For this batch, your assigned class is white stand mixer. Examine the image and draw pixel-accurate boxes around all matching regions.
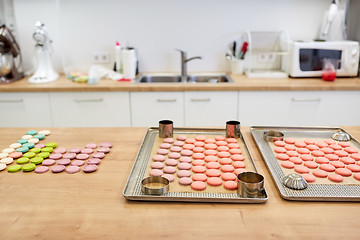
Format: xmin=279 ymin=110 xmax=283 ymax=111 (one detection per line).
xmin=29 ymin=21 xmax=58 ymax=83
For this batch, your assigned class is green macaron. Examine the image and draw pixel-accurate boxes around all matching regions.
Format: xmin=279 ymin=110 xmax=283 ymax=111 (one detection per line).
xmin=30 ymin=148 xmax=41 ymax=153
xmin=30 ymin=157 xmax=44 ymax=165
xmin=23 ymin=152 xmax=36 ymax=158
xmin=8 ymin=164 xmax=22 ymax=173
xmin=41 ymin=147 xmax=53 ymax=153
xmin=45 ymin=142 xmax=57 ymax=148
xmin=22 ymin=163 xmax=36 ymax=172
xmin=37 ymin=152 xmax=50 ymax=159
xmin=16 ymin=157 xmax=30 ymax=164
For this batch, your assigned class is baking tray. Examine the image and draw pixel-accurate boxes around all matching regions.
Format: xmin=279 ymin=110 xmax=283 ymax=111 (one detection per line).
xmin=123 ymin=127 xmax=268 ymax=203
xmin=251 ymin=126 xmax=360 ymax=201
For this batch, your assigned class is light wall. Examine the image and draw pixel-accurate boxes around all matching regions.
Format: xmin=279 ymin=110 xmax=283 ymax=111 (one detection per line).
xmin=13 ymin=0 xmax=331 ymax=73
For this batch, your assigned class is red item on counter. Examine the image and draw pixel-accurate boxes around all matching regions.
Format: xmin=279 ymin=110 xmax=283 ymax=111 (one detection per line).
xmin=322 ymin=71 xmax=336 ymax=81
xmin=117 ymin=78 xmax=132 ymax=82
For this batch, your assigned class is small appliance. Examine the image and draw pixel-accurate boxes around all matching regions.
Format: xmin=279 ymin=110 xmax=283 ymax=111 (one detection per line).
xmin=282 ymin=40 xmax=359 ymax=77
xmin=29 ymin=21 xmax=58 ymax=83
xmin=0 ymin=24 xmax=23 ymax=83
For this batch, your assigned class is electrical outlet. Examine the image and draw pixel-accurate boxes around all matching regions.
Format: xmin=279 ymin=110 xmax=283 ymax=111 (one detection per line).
xmin=268 ymin=53 xmax=276 ymax=62
xmin=92 ymin=52 xmax=110 ymax=63
xmin=257 ymin=53 xmax=276 ymax=63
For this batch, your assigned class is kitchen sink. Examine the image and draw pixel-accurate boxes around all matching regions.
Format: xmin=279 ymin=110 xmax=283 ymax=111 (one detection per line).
xmin=135 ymin=73 xmax=234 ymax=83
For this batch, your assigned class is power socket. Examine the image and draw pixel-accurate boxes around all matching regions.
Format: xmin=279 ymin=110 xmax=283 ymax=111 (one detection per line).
xmin=257 ymin=53 xmax=276 ymax=63
xmin=92 ymin=52 xmax=110 ymax=63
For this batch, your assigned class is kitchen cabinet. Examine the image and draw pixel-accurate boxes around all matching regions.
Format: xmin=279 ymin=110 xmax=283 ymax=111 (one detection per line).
xmin=184 ymin=91 xmax=238 ymax=127
xmin=238 ymin=91 xmax=360 ymax=126
xmin=130 ymin=91 xmax=184 ymax=127
xmin=49 ymin=92 xmax=131 ymax=127
xmin=0 ymin=92 xmax=52 ymax=127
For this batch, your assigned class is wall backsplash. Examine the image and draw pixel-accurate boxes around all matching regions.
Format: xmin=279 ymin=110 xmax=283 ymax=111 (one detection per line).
xmin=13 ymin=0 xmax=330 ymax=74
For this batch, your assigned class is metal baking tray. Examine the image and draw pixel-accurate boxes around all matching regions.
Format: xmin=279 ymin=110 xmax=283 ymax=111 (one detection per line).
xmin=251 ymin=126 xmax=360 ymax=201
xmin=123 ymin=127 xmax=268 ymax=203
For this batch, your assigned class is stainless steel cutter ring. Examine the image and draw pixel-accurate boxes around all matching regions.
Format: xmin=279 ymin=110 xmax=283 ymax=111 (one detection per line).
xmin=263 ymin=130 xmax=284 ymax=142
xmin=141 ymin=176 xmax=169 ymax=195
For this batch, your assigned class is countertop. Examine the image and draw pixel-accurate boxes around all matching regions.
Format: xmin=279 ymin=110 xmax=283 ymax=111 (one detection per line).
xmin=0 ymin=127 xmax=360 ymax=240
xmin=1 ymin=74 xmax=360 ymax=92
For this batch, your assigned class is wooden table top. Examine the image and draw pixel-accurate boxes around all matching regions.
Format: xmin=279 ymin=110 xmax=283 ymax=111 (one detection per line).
xmin=0 ymin=127 xmax=360 ymax=240
xmin=1 ymin=74 xmax=360 ymax=92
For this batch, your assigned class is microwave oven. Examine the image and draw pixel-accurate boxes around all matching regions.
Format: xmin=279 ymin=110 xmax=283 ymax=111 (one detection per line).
xmin=282 ymin=41 xmax=359 ymax=77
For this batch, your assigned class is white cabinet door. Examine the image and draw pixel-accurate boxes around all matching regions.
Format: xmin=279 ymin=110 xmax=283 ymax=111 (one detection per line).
xmin=185 ymin=91 xmax=238 ymax=127
xmin=0 ymin=92 xmax=52 ymax=127
xmin=50 ymin=92 xmax=131 ymax=127
xmin=131 ymin=92 xmax=184 ymax=127
xmin=238 ymin=91 xmax=360 ymax=126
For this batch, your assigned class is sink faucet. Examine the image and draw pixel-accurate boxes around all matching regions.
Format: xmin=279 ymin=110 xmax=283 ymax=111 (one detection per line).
xmin=176 ymin=49 xmax=202 ymax=82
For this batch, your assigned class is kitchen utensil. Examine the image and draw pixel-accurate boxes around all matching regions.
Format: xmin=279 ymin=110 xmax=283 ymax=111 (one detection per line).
xmin=263 ymin=130 xmax=284 ymax=142
xmin=28 ymin=21 xmax=58 ymax=84
xmin=238 ymin=41 xmax=248 ymax=59
xmin=237 ymin=172 xmax=265 ymax=198
xmin=0 ymin=24 xmax=23 ymax=84
xmin=332 ymin=131 xmax=351 ymax=141
xmin=282 ymin=173 xmax=308 ymax=190
xmin=159 ymin=120 xmax=173 ymax=138
xmin=141 ymin=176 xmax=169 ymax=195
xmin=226 ymin=120 xmax=241 ymax=138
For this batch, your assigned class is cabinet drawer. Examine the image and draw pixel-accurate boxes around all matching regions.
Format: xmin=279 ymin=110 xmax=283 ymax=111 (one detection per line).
xmin=50 ymin=92 xmax=131 ymax=127
xmin=185 ymin=91 xmax=238 ymax=127
xmin=0 ymin=92 xmax=52 ymax=127
xmin=130 ymin=92 xmax=184 ymax=127
xmin=238 ymin=91 xmax=360 ymax=126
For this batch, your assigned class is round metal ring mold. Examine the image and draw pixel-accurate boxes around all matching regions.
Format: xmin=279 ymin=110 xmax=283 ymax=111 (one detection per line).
xmin=141 ymin=176 xmax=170 ymax=195
xmin=263 ymin=130 xmax=284 ymax=142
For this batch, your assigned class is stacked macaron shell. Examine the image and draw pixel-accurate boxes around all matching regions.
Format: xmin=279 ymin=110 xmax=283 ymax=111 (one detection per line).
xmin=149 ymin=134 xmax=252 ymax=192
xmin=0 ymin=130 xmax=112 ymax=174
xmin=273 ymin=138 xmax=360 ymax=183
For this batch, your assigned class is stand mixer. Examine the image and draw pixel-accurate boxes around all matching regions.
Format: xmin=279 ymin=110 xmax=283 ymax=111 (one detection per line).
xmin=28 ymin=21 xmax=58 ymax=83
xmin=0 ymin=25 xmax=24 ymax=84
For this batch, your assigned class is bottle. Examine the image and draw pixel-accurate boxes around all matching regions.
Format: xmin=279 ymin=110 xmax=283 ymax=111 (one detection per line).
xmin=114 ymin=41 xmax=122 ymax=73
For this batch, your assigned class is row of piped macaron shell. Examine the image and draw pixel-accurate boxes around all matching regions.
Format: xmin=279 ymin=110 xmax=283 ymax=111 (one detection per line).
xmin=33 ymin=142 xmax=112 ymax=174
xmin=5 ymin=142 xmax=112 ymax=174
xmin=274 ymin=138 xmax=360 ymax=183
xmin=5 ymin=141 xmax=112 ymax=174
xmin=0 ymin=129 xmax=51 ymax=171
xmin=0 ymin=130 xmax=112 ymax=174
xmin=150 ymin=135 xmax=250 ymax=191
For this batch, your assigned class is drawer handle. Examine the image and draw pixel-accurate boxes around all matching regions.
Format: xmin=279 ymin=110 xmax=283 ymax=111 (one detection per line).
xmin=291 ymin=97 xmax=321 ymax=102
xmin=0 ymin=99 xmax=23 ymax=103
xmin=190 ymin=98 xmax=211 ymax=102
xmin=157 ymin=99 xmax=177 ymax=102
xmin=74 ymin=98 xmax=104 ymax=102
